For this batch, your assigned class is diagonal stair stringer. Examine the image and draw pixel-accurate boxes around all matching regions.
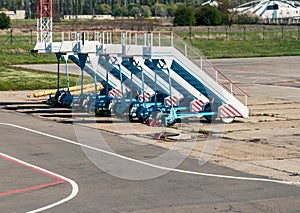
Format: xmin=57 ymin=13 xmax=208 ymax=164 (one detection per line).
xmin=151 ymin=46 xmax=249 ymax=118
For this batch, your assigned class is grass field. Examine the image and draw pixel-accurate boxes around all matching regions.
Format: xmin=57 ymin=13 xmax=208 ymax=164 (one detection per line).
xmin=0 ymin=66 xmax=92 ymax=91
xmin=175 ymin=25 xmax=300 ymax=58
xmin=190 ymin=40 xmax=300 ymax=58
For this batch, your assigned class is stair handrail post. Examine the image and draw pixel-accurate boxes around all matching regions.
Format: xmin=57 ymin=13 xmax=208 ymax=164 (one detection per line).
xmin=135 ymin=32 xmax=138 ymax=45
xmin=168 ymin=66 xmax=173 ymax=109
xmin=110 ymin=31 xmax=112 ymax=44
xmin=106 ymin=31 xmax=109 ymax=45
xmin=64 ymin=55 xmax=70 ymax=89
xmin=130 ymin=70 xmax=133 ymax=101
xmin=150 ymin=32 xmax=153 ymax=49
xmin=128 ymin=32 xmax=131 ymax=45
xmin=55 ymin=53 xmax=61 ymax=90
xmin=122 ymin=31 xmax=126 ymax=57
xmin=171 ymin=32 xmax=174 ymax=46
xmin=200 ymin=57 xmax=203 ymax=70
xmin=106 ymin=57 xmax=109 ymax=97
xmin=143 ymin=32 xmax=147 ymax=46
xmin=76 ymin=32 xmax=80 ymax=41
xmin=118 ymin=62 xmax=124 ymax=96
xmin=78 ymin=53 xmax=88 ymax=96
xmin=144 ymin=31 xmax=152 ymax=58
xmin=154 ymin=71 xmax=157 ymax=107
xmin=184 ymin=44 xmax=187 ymax=58
xmin=158 ymin=32 xmax=161 ymax=47
xmin=102 ymin=32 xmax=106 ymax=54
xmin=81 ymin=32 xmax=85 ymax=46
xmin=76 ymin=32 xmax=80 ymax=53
xmin=141 ymin=67 xmax=145 ymax=102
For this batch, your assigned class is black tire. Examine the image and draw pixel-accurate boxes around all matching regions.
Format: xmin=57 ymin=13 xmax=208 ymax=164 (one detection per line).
xmin=204 ymin=103 xmax=217 ymax=122
xmin=128 ymin=104 xmax=135 ymax=121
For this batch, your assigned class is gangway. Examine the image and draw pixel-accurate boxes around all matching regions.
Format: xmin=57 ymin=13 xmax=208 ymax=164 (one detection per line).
xmin=34 ymin=27 xmax=249 ymax=124
xmin=157 ymin=45 xmax=249 ymax=121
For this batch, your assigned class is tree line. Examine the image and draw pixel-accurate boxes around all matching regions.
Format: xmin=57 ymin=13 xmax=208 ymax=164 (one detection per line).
xmin=0 ymin=0 xmax=256 ymax=19
xmin=2 ymin=0 xmax=298 ymax=28
xmin=174 ymin=4 xmax=260 ymax=26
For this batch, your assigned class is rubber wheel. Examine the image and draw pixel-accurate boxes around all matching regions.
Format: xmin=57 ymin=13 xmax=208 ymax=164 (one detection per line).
xmin=128 ymin=104 xmax=135 ymax=121
xmin=204 ymin=104 xmax=217 ymax=123
xmin=136 ymin=106 xmax=147 ymax=123
xmin=221 ymin=116 xmax=235 ymax=124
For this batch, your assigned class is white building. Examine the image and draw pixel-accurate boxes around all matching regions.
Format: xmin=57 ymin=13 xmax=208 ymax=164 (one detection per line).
xmin=63 ymin=14 xmax=114 ymax=20
xmin=202 ymin=0 xmax=220 ymax=7
xmin=1 ymin=10 xmax=25 ymax=20
xmin=234 ymin=0 xmax=300 ymax=20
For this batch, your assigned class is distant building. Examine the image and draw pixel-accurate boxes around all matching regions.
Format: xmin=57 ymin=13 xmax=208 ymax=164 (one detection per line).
xmin=63 ymin=15 xmax=114 ymax=20
xmin=1 ymin=10 xmax=25 ymax=20
xmin=202 ymin=0 xmax=220 ymax=7
xmin=233 ymin=0 xmax=300 ymax=23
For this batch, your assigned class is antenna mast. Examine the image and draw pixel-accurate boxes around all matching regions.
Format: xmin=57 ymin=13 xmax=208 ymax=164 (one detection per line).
xmin=36 ymin=0 xmax=53 ymax=43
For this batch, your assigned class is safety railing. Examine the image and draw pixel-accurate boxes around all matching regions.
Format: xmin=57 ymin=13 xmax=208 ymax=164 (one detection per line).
xmin=171 ymin=33 xmax=250 ymax=106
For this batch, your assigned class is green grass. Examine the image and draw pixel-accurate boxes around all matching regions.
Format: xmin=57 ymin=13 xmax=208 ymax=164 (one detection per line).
xmin=0 ymin=34 xmax=89 ymax=91
xmin=0 ymin=52 xmax=56 ymax=65
xmin=0 ymin=40 xmax=56 ymax=65
xmin=190 ymin=40 xmax=300 ymax=58
xmin=175 ymin=27 xmax=300 ymax=58
xmin=0 ymin=66 xmax=93 ymax=91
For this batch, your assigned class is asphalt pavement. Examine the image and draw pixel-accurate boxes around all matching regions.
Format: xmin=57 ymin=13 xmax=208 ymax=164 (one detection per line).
xmin=210 ymin=56 xmax=300 ymax=101
xmin=1 ymin=109 xmax=300 ymax=212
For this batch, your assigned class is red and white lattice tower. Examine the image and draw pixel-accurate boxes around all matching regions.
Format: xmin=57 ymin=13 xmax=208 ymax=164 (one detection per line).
xmin=36 ymin=0 xmax=52 ymax=43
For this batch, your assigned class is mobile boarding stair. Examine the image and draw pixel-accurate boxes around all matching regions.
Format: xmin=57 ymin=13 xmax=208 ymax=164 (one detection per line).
xmin=34 ymin=30 xmax=249 ymax=125
xmin=90 ymin=53 xmax=185 ymax=118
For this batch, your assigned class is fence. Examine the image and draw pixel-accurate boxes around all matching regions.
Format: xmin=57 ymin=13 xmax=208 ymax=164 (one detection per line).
xmin=174 ymin=25 xmax=300 ymax=41
xmin=0 ymin=28 xmax=35 ymax=46
xmin=1 ymin=24 xmax=300 ymax=47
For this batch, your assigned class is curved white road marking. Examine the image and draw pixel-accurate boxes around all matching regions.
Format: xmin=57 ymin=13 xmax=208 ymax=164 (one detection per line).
xmin=0 ymin=152 xmax=78 ymax=213
xmin=1 ymin=123 xmax=299 ymax=187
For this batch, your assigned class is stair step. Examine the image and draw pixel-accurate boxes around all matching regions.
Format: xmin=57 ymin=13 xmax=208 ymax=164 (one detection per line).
xmin=171 ymin=60 xmax=208 ymax=97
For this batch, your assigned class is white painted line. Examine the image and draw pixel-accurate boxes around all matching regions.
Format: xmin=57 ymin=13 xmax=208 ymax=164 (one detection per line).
xmin=1 ymin=123 xmax=299 ymax=187
xmin=0 ymin=152 xmax=78 ymax=213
